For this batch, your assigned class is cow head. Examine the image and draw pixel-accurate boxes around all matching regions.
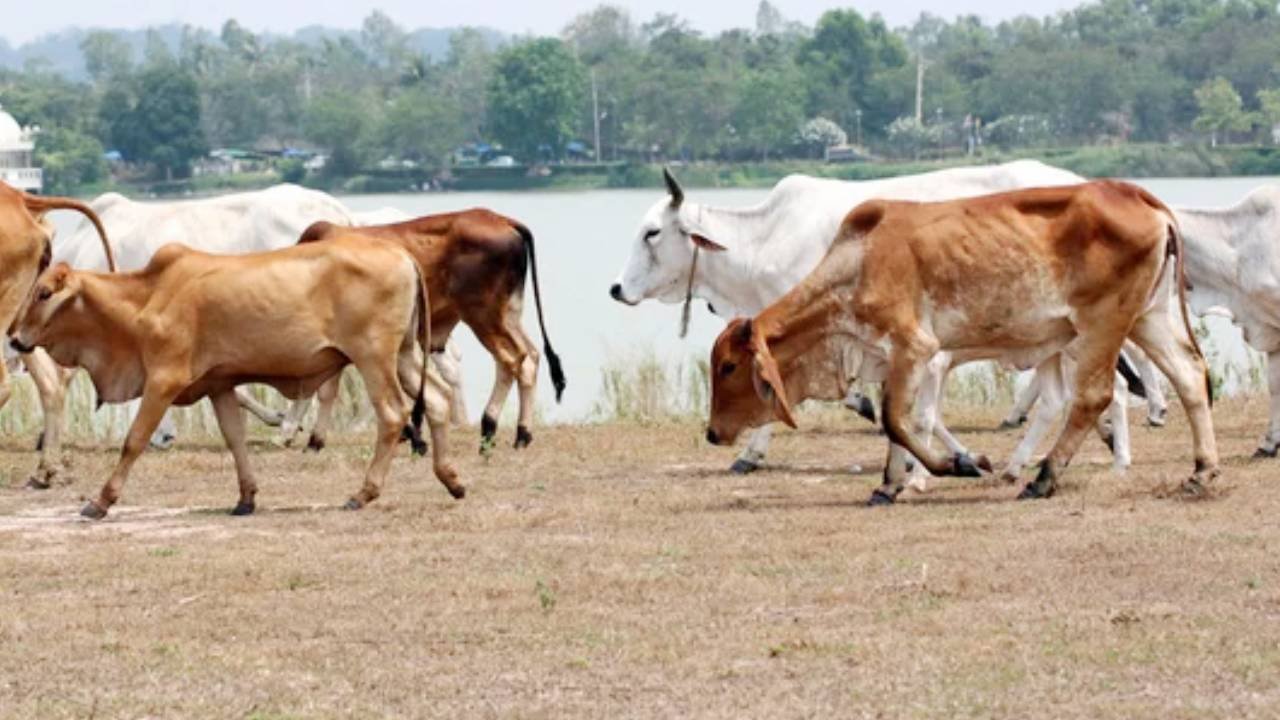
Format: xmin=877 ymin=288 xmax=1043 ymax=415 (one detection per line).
xmin=610 ymin=167 xmax=727 ymax=306
xmin=10 ymin=263 xmax=81 ymax=356
xmin=705 ymin=317 xmax=796 ymax=445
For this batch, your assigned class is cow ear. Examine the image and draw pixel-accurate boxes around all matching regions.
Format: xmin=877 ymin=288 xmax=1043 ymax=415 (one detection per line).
xmin=690 ymin=233 xmax=727 ymax=252
xmin=750 ymin=330 xmax=796 ymax=429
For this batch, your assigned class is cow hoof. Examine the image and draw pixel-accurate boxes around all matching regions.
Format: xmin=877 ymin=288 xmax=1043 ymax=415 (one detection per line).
xmin=997 ymin=416 xmax=1026 ymax=431
xmin=33 ymin=430 xmax=44 ymax=452
xmin=1147 ymin=410 xmax=1167 ymax=428
xmin=1017 ymin=481 xmax=1056 ymax=500
xmin=80 ymin=501 xmax=107 ymax=520
xmin=480 ymin=414 xmax=497 ymax=442
xmin=150 ymin=433 xmax=176 ymax=451
xmin=999 ymin=470 xmax=1021 ymax=485
xmin=729 ymin=458 xmax=760 ymax=475
xmin=448 ymin=484 xmax=466 ymax=500
xmin=514 ymin=426 xmax=533 ymax=449
xmin=952 ymin=453 xmax=984 ymax=478
xmin=1253 ymin=447 xmax=1277 ymax=459
xmin=343 ymin=498 xmax=364 ymax=511
xmin=1102 ymin=433 xmax=1116 ymax=453
xmin=230 ymin=501 xmax=255 ymax=516
xmin=305 ymin=434 xmax=325 ymax=452
xmin=867 ymin=489 xmax=896 ymax=506
xmin=854 ymin=397 xmax=876 ymax=424
xmin=24 ymin=476 xmax=52 ymax=490
xmin=411 ymin=440 xmax=429 ymax=457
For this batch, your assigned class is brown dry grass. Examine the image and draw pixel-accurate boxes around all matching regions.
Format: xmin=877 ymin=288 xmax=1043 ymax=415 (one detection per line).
xmin=2 ymin=398 xmax=1279 ymax=719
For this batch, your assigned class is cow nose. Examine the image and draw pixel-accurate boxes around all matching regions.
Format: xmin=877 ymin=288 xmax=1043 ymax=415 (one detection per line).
xmin=705 ymin=428 xmax=719 ymax=445
xmin=609 ymin=283 xmax=624 ymax=302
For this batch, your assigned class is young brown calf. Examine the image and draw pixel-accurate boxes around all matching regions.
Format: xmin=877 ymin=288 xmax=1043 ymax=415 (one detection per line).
xmin=10 ymin=236 xmax=460 ymax=518
xmin=707 ymin=181 xmax=1218 ymax=502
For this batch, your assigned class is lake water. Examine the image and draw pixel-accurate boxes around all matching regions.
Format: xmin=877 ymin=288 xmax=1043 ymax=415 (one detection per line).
xmin=44 ymin=175 xmax=1280 ymax=428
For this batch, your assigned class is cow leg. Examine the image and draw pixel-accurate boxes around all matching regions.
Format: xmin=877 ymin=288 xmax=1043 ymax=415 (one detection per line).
xmin=1020 ymin=335 xmax=1126 ymax=500
xmin=211 ymin=390 xmax=257 ymax=515
xmin=345 ymin=362 xmax=406 ymax=509
xmin=305 ymin=375 xmax=340 ymax=452
xmin=277 ymin=397 xmax=311 ymax=447
xmin=1104 ymin=382 xmax=1131 ymax=472
xmin=842 ymin=386 xmax=877 ymax=424
xmin=1256 ymin=351 xmax=1280 ymax=457
xmin=510 ymin=325 xmax=541 ymax=448
xmin=474 ymin=317 xmax=530 ymax=450
xmin=1002 ymin=356 xmax=1067 ymax=483
xmin=434 ymin=344 xmax=468 ymax=426
xmin=1000 ymin=370 xmax=1041 ymax=430
xmin=1135 ymin=350 xmax=1168 ymax=427
xmin=234 ymin=387 xmax=286 ymax=428
xmin=1126 ymin=312 xmax=1219 ymax=491
xmin=732 ymin=425 xmax=772 ymax=473
xmin=23 ymin=349 xmax=67 ymax=489
xmin=907 ymin=355 xmax=983 ymax=493
xmin=397 ymin=349 xmax=463 ymax=499
xmin=83 ymin=381 xmax=180 ymax=519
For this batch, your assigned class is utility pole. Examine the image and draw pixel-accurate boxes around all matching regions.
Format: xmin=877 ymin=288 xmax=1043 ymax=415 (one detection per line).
xmin=591 ymin=68 xmax=602 ymax=164
xmin=915 ymin=53 xmax=925 ymax=125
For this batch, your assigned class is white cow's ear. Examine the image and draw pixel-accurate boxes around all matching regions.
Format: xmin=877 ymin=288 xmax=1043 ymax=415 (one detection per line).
xmin=691 ymin=233 xmax=727 ymax=252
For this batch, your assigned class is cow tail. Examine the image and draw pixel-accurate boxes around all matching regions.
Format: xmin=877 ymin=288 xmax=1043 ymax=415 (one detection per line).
xmin=1115 ymin=351 xmax=1147 ymax=400
xmin=516 ymin=222 xmax=566 ymax=402
xmin=413 ymin=261 xmax=431 ymax=433
xmin=23 ymin=193 xmax=117 ymax=272
xmin=1169 ymin=218 xmax=1212 ymax=406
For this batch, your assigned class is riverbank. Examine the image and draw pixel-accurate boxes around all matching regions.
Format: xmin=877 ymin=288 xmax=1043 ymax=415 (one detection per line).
xmin=67 ymin=144 xmax=1280 ymax=199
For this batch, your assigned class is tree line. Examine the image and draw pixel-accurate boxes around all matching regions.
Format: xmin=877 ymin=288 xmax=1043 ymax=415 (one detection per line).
xmin=3 ymin=0 xmax=1280 ymax=193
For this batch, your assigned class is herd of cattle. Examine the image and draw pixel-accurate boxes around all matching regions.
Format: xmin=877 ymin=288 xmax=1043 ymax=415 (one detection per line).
xmin=1 ymin=158 xmax=1278 ymax=518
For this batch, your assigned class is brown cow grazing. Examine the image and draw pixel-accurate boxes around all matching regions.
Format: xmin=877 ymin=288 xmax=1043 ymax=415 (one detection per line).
xmin=0 ymin=182 xmax=115 ymax=433
xmin=297 ymin=208 xmax=564 ymax=451
xmin=706 ymin=181 xmax=1219 ymax=503
xmin=10 ymin=235 xmax=462 ymax=519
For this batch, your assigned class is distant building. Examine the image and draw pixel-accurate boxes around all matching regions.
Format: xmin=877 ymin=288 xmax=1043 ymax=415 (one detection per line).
xmin=0 ymin=103 xmax=41 ymax=193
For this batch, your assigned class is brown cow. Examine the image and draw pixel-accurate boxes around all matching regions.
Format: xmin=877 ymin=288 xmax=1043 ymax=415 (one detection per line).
xmin=0 ymin=182 xmax=115 ymax=423
xmin=297 ymin=208 xmax=564 ymax=451
xmin=706 ymin=181 xmax=1218 ymax=503
xmin=10 ymin=235 xmax=461 ymax=519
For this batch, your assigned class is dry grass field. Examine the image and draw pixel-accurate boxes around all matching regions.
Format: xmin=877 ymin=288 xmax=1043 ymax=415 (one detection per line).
xmin=2 ymin=397 xmax=1279 ymax=719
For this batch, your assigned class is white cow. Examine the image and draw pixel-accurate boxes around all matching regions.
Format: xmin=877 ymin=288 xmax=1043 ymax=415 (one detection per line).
xmin=17 ymin=188 xmax=464 ymax=487
xmin=1172 ymin=186 xmax=1280 ymax=456
xmin=611 ymin=162 xmax=1143 ymax=483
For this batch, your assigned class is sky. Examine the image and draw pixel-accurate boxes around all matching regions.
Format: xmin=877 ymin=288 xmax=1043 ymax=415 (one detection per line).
xmin=3 ymin=0 xmax=1091 ymax=45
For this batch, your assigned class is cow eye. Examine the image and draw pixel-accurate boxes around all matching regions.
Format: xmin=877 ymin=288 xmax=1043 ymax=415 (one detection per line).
xmin=719 ymin=362 xmax=737 ymax=377
xmin=36 ymin=287 xmax=52 ymax=302
xmin=642 ymin=228 xmax=660 ymax=242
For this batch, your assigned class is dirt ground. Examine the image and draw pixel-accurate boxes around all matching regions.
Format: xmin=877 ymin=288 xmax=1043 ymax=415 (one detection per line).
xmin=1 ymin=397 xmax=1279 ymax=719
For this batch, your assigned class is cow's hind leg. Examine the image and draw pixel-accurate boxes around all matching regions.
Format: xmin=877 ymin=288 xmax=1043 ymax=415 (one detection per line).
xmin=346 ymin=361 xmax=409 ymax=509
xmin=732 ymin=425 xmax=772 ymax=474
xmin=234 ymin=387 xmax=286 ymax=428
xmin=305 ymin=375 xmax=340 ymax=452
xmin=83 ymin=380 xmax=181 ymax=519
xmin=473 ymin=313 xmax=530 ymax=451
xmin=1253 ymin=350 xmax=1280 ymax=457
xmin=398 ymin=349 xmax=463 ymax=499
xmin=1000 ymin=370 xmax=1041 ymax=430
xmin=511 ymin=325 xmax=541 ymax=448
xmin=1127 ymin=311 xmax=1219 ymax=492
xmin=211 ymin=390 xmax=258 ymax=515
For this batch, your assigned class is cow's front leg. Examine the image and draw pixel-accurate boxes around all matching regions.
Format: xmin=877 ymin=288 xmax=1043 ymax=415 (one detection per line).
xmin=907 ymin=356 xmax=986 ymax=493
xmin=23 ymin=349 xmax=67 ymax=489
xmin=1135 ymin=351 xmax=1168 ymax=427
xmin=879 ymin=336 xmax=979 ymax=484
xmin=1002 ymin=356 xmax=1067 ymax=483
xmin=1000 ymin=370 xmax=1041 ymax=430
xmin=305 ymin=375 xmax=340 ymax=452
xmin=1254 ymin=350 xmax=1280 ymax=457
xmin=842 ymin=386 xmax=877 ymax=424
xmin=1100 ymin=382 xmax=1131 ymax=473
xmin=277 ymin=397 xmax=311 ymax=447
xmin=731 ymin=425 xmax=772 ymax=474
xmin=211 ymin=390 xmax=258 ymax=515
xmin=83 ymin=380 xmax=180 ymax=519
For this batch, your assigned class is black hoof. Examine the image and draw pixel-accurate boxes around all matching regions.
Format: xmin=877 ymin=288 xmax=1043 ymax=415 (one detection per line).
xmin=343 ymin=498 xmax=363 ymax=511
xmin=448 ymin=485 xmax=466 ymax=500
xmin=230 ymin=501 xmax=255 ymax=516
xmin=24 ymin=476 xmax=51 ymax=491
xmin=305 ymin=434 xmax=325 ymax=452
xmin=411 ymin=440 xmax=428 ymax=457
xmin=514 ymin=426 xmax=533 ymax=449
xmin=952 ymin=453 xmax=983 ymax=478
xmin=867 ymin=489 xmax=896 ymax=506
xmin=1102 ymin=434 xmax=1116 ymax=453
xmin=855 ymin=397 xmax=876 ymax=424
xmin=1253 ymin=447 xmax=1277 ymax=459
xmin=998 ymin=416 xmax=1027 ymax=431
xmin=1017 ymin=481 xmax=1056 ymax=500
xmin=80 ymin=501 xmax=107 ymax=520
xmin=34 ymin=430 xmax=44 ymax=452
xmin=480 ymin=414 xmax=497 ymax=441
xmin=729 ymin=458 xmax=760 ymax=475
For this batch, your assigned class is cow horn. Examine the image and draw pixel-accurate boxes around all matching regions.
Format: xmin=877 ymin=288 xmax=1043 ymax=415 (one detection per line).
xmin=663 ymin=167 xmax=684 ymax=208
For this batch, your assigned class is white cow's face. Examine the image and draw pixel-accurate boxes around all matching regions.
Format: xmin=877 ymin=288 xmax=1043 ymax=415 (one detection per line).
xmin=610 ymin=196 xmax=692 ymax=306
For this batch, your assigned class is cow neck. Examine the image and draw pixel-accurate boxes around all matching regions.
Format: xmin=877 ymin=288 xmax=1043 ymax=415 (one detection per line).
xmin=754 ymin=282 xmax=842 ymax=378
xmin=79 ymin=272 xmax=150 ymax=339
xmin=682 ymin=199 xmax=785 ymax=315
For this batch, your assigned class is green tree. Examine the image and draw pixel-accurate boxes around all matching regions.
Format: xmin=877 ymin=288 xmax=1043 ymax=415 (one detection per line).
xmin=303 ymin=91 xmax=371 ymax=176
xmin=374 ymin=87 xmax=466 ymax=170
xmin=1258 ymin=88 xmax=1280 ymax=144
xmin=487 ymin=39 xmax=587 ymax=162
xmin=131 ymin=63 xmax=207 ymax=178
xmin=35 ymin=128 xmax=107 ymax=194
xmin=1194 ymin=77 xmax=1253 ymax=146
xmin=732 ymin=66 xmax=805 ymax=160
xmin=80 ymin=31 xmax=134 ymax=83
xmin=798 ymin=9 xmax=909 ymax=140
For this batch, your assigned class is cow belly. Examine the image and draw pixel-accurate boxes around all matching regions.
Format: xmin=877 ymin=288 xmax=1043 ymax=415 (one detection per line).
xmin=174 ymin=348 xmax=349 ymax=405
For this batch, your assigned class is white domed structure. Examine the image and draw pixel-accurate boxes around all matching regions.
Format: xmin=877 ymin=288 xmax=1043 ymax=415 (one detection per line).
xmin=0 ymin=103 xmax=41 ymax=193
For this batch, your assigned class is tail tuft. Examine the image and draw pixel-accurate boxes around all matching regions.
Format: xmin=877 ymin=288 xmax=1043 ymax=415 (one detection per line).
xmin=546 ymin=343 xmax=566 ymax=402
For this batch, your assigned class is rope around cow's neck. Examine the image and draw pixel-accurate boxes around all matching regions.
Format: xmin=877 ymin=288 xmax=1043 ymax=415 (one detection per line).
xmin=679 ymin=245 xmax=700 ymax=338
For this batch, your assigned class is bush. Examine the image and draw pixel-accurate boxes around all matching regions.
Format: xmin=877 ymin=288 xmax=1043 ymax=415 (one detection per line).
xmin=278 ymin=158 xmax=306 ymax=183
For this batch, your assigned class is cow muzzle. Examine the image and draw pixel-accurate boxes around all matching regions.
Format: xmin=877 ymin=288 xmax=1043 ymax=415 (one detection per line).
xmin=609 ymin=283 xmax=637 ymax=306
xmin=9 ymin=337 xmax=33 ymax=354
